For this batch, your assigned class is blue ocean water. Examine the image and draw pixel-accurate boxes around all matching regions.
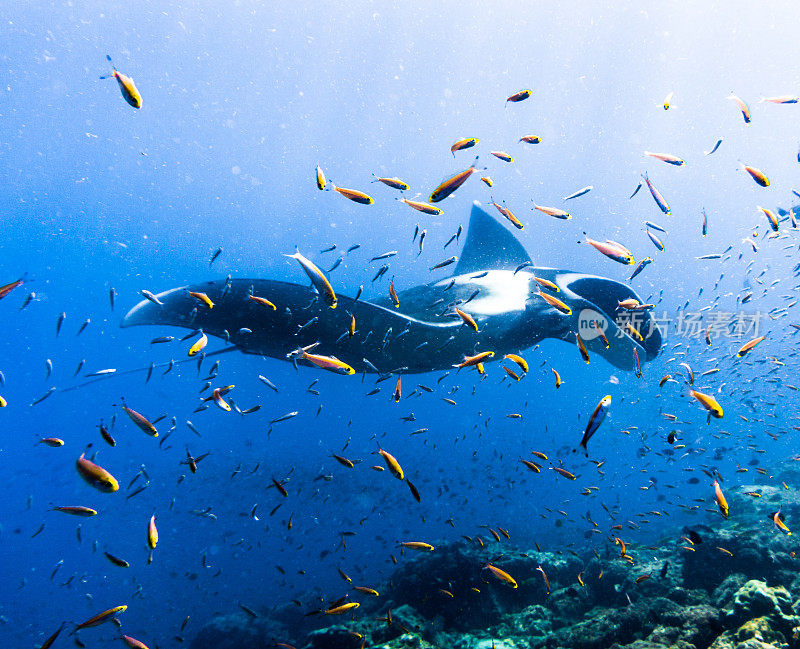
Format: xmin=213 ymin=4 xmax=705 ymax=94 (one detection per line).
xmin=3 ymin=1 xmax=800 ymax=646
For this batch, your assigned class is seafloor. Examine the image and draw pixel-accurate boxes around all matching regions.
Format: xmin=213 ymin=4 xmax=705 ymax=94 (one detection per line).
xmin=189 ymin=464 xmax=800 ymax=649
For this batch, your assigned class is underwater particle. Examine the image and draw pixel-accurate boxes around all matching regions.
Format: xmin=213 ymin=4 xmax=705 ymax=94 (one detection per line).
xmin=101 ymin=55 xmax=141 ymax=108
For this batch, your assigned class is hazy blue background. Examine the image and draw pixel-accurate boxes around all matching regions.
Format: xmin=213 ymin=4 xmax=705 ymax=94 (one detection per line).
xmin=2 ymin=1 xmax=800 ymax=646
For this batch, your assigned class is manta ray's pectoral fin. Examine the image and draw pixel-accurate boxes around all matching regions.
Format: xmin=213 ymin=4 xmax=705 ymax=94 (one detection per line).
xmin=121 ymin=278 xmax=469 ymax=373
xmin=532 ymin=269 xmax=663 ymax=371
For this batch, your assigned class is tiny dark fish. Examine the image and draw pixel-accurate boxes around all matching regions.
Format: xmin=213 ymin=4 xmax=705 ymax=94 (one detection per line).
xmin=270 ymin=411 xmax=299 ymax=424
xmin=629 ymin=182 xmax=642 ymax=199
xmin=56 ymin=312 xmax=65 ymax=336
xmin=151 ymin=336 xmax=175 ymax=344
xmin=326 ymin=256 xmax=343 ymax=273
xmin=19 ymin=292 xmax=35 ymax=310
xmin=372 ymin=265 xmax=389 ymax=282
xmin=258 ymin=375 xmax=278 ymax=392
xmin=430 ymin=256 xmax=458 ymax=271
xmin=30 ymin=387 xmax=56 ymax=406
xmin=371 ymin=250 xmax=397 ymax=262
xmin=209 ymin=247 xmax=223 ymax=267
xmin=514 ymin=261 xmax=533 ymax=274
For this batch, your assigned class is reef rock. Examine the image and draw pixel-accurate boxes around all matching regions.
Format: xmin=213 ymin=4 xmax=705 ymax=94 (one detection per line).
xmin=724 ymin=580 xmax=795 ymax=631
xmin=188 ymin=611 xmax=289 ymax=649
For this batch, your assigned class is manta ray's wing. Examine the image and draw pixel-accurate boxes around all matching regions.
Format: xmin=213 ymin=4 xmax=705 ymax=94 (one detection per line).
xmin=533 ymin=268 xmax=663 ymax=370
xmin=122 ymin=279 xmax=473 ymax=374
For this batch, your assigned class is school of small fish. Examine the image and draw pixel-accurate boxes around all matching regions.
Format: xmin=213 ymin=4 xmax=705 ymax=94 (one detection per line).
xmin=10 ymin=68 xmax=800 ymax=649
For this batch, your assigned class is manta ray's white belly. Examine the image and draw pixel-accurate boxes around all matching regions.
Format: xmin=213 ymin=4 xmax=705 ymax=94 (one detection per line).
xmin=436 ymin=270 xmax=531 ymax=317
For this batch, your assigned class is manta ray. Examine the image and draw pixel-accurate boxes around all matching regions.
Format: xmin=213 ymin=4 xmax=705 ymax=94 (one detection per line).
xmin=122 ymin=201 xmax=662 ymax=373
